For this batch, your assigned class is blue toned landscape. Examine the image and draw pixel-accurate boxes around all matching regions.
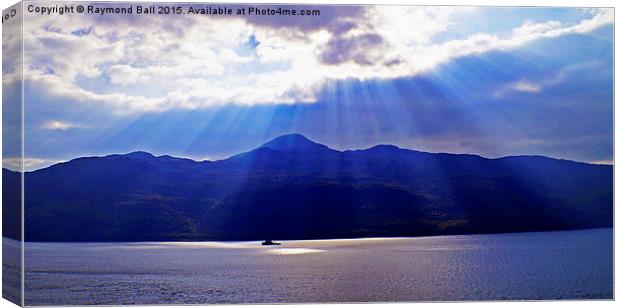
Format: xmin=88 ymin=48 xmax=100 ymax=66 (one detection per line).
xmin=21 ymin=228 xmax=612 ymax=305
xmin=2 ymin=3 xmax=613 ymax=304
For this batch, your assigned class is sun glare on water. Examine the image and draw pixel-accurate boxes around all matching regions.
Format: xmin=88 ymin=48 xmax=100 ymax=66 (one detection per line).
xmin=266 ymin=248 xmax=324 ymax=255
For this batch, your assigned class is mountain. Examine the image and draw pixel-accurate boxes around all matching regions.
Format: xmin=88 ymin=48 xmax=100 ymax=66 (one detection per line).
xmin=259 ymin=133 xmax=331 ymax=152
xmin=3 ymin=134 xmax=612 ymax=242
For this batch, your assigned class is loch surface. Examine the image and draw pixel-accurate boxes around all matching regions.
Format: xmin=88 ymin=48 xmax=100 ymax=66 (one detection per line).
xmin=21 ymin=228 xmax=613 ymax=305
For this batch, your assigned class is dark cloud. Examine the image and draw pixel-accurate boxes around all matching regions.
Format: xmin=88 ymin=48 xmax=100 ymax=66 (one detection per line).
xmin=384 ymin=58 xmax=403 ymax=67
xmin=241 ymin=5 xmax=367 ymax=34
xmin=239 ymin=5 xmax=390 ymax=67
xmin=320 ymin=33 xmax=387 ymax=66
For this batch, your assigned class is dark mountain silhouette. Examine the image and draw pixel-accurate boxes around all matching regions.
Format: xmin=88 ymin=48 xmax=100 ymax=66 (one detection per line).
xmin=259 ymin=133 xmax=330 ymax=152
xmin=3 ymin=134 xmax=612 ymax=242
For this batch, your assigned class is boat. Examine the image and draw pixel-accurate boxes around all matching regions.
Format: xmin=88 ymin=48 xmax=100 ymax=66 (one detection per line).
xmin=261 ymin=239 xmax=281 ymax=246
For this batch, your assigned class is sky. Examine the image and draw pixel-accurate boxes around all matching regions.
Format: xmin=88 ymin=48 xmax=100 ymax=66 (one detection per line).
xmin=2 ymin=4 xmax=614 ymax=170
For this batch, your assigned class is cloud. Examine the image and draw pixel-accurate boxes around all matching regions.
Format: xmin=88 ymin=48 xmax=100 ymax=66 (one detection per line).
xmin=512 ymin=81 xmax=542 ymax=93
xmin=241 ymin=5 xmax=367 ymax=37
xmin=2 ymin=157 xmax=64 ymax=171
xmin=512 ymin=20 xmax=564 ymax=37
xmin=591 ymin=160 xmax=614 ymax=165
xmin=21 ymin=6 xmax=613 ymax=113
xmin=494 ymin=60 xmax=605 ymax=98
xmin=320 ymin=33 xmax=386 ymax=66
xmin=42 ymin=120 xmax=80 ymax=130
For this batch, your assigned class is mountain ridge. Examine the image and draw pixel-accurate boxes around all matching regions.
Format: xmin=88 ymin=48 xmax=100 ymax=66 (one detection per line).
xmin=3 ymin=133 xmax=612 ymax=242
xmin=16 ymin=134 xmax=610 ymax=173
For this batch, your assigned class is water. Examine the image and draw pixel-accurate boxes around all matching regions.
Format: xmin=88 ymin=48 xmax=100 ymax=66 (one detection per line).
xmin=15 ymin=228 xmax=613 ymax=305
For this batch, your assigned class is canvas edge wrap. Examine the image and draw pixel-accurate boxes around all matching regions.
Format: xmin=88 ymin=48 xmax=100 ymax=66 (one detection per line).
xmin=2 ymin=1 xmax=24 ymax=306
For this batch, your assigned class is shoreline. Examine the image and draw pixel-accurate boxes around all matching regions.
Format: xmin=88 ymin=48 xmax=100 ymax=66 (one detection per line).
xmin=5 ymin=226 xmax=612 ymax=245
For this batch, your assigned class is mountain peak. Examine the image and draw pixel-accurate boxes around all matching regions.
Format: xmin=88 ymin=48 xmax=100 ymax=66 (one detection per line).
xmin=123 ymin=151 xmax=156 ymax=159
xmin=259 ymin=134 xmax=330 ymax=151
xmin=367 ymin=144 xmax=402 ymax=152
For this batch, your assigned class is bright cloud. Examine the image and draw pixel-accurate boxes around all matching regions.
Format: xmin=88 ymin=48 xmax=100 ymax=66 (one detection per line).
xmin=18 ymin=5 xmax=613 ymax=113
xmin=42 ymin=120 xmax=80 ymax=130
xmin=512 ymin=81 xmax=542 ymax=93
